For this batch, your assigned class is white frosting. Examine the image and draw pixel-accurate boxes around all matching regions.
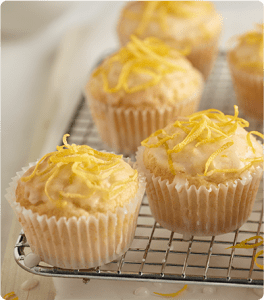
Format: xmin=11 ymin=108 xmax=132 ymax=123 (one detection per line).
xmin=21 ymin=278 xmax=39 ymax=291
xmin=144 ymin=122 xmax=263 ymax=185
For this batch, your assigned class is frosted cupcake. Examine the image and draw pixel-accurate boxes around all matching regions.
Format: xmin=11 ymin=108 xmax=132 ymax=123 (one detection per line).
xmin=117 ymin=1 xmax=222 ymax=79
xmin=136 ymin=106 xmax=263 ymax=236
xmin=6 ymin=134 xmax=146 ymax=269
xmin=228 ymin=24 xmax=263 ymax=120
xmin=86 ymin=35 xmax=204 ymax=154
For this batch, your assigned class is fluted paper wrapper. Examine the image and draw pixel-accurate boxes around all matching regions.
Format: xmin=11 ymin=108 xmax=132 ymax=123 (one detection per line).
xmin=6 ymin=162 xmax=146 ymax=269
xmin=136 ymin=146 xmax=262 ymax=236
xmin=227 ymin=54 xmax=263 ymax=120
xmin=85 ymin=89 xmax=202 ymax=155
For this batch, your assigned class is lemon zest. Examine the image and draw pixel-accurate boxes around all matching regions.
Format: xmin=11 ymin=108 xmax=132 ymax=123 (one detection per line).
xmin=226 ymin=236 xmax=264 ymax=249
xmin=3 ymin=292 xmax=16 ymax=299
xmin=246 ymin=131 xmax=264 ymax=154
xmin=142 ymin=105 xmax=263 ymax=176
xmin=21 ymin=134 xmax=137 ymax=207
xmin=204 ymin=141 xmax=234 ymax=175
xmin=226 ymin=236 xmax=264 ymax=270
xmin=254 ymin=250 xmax=264 ymax=270
xmin=153 ymin=284 xmax=188 ymax=297
xmin=133 ymin=1 xmax=213 ymax=36
xmin=93 ymin=35 xmax=188 ymax=94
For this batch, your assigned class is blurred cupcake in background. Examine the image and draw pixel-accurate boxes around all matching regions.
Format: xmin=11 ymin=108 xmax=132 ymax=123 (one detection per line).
xmin=117 ymin=1 xmax=222 ymax=79
xmin=227 ymin=24 xmax=263 ymax=121
xmin=85 ymin=35 xmax=204 ymax=155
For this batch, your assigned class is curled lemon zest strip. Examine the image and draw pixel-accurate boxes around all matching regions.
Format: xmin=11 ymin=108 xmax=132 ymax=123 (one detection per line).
xmin=153 ymin=284 xmax=188 ymax=297
xmin=226 ymin=236 xmax=264 ymax=270
xmin=93 ymin=35 xmax=188 ymax=94
xmin=142 ymin=105 xmax=263 ymax=176
xmin=21 ymin=134 xmax=137 ymax=208
xmin=246 ymin=131 xmax=264 ymax=154
xmin=226 ymin=236 xmax=264 ymax=249
xmin=3 ymin=292 xmax=16 ymax=299
xmin=204 ymin=141 xmax=234 ymax=176
xmin=254 ymin=250 xmax=264 ymax=270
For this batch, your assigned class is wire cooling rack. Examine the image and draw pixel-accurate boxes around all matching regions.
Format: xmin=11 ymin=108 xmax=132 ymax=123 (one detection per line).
xmin=14 ymin=52 xmax=263 ymax=288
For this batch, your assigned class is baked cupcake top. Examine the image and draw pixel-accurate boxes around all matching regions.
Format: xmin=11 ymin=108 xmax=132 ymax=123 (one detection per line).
xmin=16 ymin=135 xmax=139 ymax=219
xmin=87 ymin=35 xmax=203 ymax=108
xmin=228 ymin=24 xmax=263 ymax=75
xmin=142 ymin=106 xmax=263 ymax=188
xmin=117 ymin=1 xmax=222 ymax=47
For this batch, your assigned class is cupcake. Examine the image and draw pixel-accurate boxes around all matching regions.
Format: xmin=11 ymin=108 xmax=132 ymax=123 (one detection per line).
xmin=6 ymin=134 xmax=146 ymax=269
xmin=85 ymin=35 xmax=204 ymax=155
xmin=228 ymin=24 xmax=263 ymax=120
xmin=117 ymin=1 xmax=222 ymax=79
xmin=136 ymin=106 xmax=263 ymax=236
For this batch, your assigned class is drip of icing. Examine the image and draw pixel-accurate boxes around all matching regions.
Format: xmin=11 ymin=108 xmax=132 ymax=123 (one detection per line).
xmin=153 ymin=282 xmax=163 ymax=288
xmin=134 ymin=287 xmax=150 ymax=297
xmin=93 ymin=35 xmax=190 ymax=94
xmin=24 ymin=252 xmax=41 ymax=268
xmin=21 ymin=278 xmax=39 ymax=291
xmin=203 ymin=286 xmax=216 ymax=294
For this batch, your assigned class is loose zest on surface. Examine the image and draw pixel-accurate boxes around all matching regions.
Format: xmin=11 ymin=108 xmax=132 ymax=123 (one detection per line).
xmin=153 ymin=284 xmax=188 ymax=298
xmin=227 ymin=235 xmax=264 ymax=270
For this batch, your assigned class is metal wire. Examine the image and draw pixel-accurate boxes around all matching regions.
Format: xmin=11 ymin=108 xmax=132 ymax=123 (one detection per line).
xmin=14 ymin=52 xmax=263 ymax=288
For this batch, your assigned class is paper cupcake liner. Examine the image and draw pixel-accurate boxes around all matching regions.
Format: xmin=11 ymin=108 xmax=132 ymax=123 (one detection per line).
xmin=6 ymin=161 xmax=146 ymax=269
xmin=135 ymin=146 xmax=263 ymax=236
xmin=187 ymin=34 xmax=221 ymax=80
xmin=85 ymin=89 xmax=203 ymax=155
xmin=227 ymin=54 xmax=263 ymax=120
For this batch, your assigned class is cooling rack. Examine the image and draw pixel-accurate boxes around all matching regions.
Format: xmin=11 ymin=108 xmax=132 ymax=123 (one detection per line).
xmin=14 ymin=52 xmax=264 ymax=288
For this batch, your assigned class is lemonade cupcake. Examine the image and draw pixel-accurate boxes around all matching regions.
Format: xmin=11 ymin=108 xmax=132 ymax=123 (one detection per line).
xmin=117 ymin=1 xmax=222 ymax=79
xmin=86 ymin=35 xmax=204 ymax=154
xmin=6 ymin=134 xmax=146 ymax=269
xmin=136 ymin=106 xmax=263 ymax=236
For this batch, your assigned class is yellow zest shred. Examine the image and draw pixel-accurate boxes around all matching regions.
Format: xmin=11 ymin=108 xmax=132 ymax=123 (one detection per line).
xmin=153 ymin=284 xmax=188 ymax=297
xmin=203 ymin=141 xmax=234 ymax=176
xmin=3 ymin=292 xmax=18 ymax=300
xmin=21 ymin=134 xmax=137 ymax=208
xmin=130 ymin=1 xmax=213 ymax=36
xmin=246 ymin=131 xmax=264 ymax=154
xmin=93 ymin=35 xmax=189 ymax=94
xmin=227 ymin=236 xmax=264 ymax=249
xmin=226 ymin=236 xmax=264 ymax=270
xmin=254 ymin=250 xmax=264 ymax=270
xmin=141 ymin=105 xmax=263 ymax=177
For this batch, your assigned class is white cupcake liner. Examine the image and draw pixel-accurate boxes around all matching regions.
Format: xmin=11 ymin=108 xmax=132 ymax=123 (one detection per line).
xmin=135 ymin=146 xmax=263 ymax=236
xmin=6 ymin=161 xmax=146 ymax=269
xmin=227 ymin=54 xmax=263 ymax=120
xmin=85 ymin=89 xmax=203 ymax=155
